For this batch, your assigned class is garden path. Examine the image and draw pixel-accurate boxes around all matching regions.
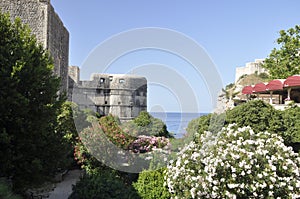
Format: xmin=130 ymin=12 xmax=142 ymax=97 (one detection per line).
xmin=48 ymin=169 xmax=82 ymax=199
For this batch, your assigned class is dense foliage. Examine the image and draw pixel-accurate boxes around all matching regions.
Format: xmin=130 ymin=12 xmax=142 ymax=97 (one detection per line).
xmin=0 ymin=12 xmax=71 ymax=191
xmin=74 ymin=114 xmax=171 ymax=173
xmin=186 ymin=113 xmax=224 ymax=137
xmin=133 ymin=168 xmax=170 ymax=199
xmin=165 ymin=124 xmax=300 ymax=198
xmin=225 ymin=100 xmax=287 ymax=139
xmin=262 ymin=25 xmax=300 ymax=79
xmin=0 ymin=180 xmax=21 ymax=199
xmin=122 ymin=111 xmax=172 ymax=138
xmin=281 ymin=105 xmax=300 ymax=143
xmin=69 ymin=170 xmax=140 ymax=199
xmin=189 ymin=100 xmax=299 ymax=147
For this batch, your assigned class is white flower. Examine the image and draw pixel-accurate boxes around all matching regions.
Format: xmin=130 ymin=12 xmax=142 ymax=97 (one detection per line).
xmin=271 ymin=165 xmax=276 ymax=171
xmin=231 ymin=167 xmax=236 ymax=172
xmin=268 ymin=191 xmax=273 ymax=196
xmin=190 ymin=187 xmax=196 ymax=198
xmin=258 ymin=173 xmax=263 ymax=178
xmin=228 ymin=183 xmax=239 ymax=189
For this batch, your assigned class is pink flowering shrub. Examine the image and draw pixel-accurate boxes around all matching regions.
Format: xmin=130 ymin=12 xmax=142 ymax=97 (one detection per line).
xmin=165 ymin=124 xmax=300 ymax=198
xmin=74 ymin=115 xmax=171 ymax=171
xmin=129 ymin=135 xmax=170 ymax=153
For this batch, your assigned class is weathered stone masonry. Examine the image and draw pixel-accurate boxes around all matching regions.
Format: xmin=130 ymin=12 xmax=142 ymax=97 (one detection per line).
xmin=0 ymin=0 xmax=69 ymax=92
xmin=69 ymin=66 xmax=147 ymax=122
xmin=0 ymin=0 xmax=147 ymax=120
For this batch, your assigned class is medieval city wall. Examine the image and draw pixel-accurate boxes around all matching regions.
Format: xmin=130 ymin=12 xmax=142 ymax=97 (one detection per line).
xmin=0 ymin=0 xmax=69 ymax=92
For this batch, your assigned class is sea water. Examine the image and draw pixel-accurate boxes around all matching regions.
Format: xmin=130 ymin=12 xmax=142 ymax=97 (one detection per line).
xmin=150 ymin=112 xmax=206 ymax=138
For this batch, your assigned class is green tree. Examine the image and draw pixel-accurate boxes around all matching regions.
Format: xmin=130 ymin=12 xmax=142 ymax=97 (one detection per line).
xmin=123 ymin=111 xmax=172 ymax=138
xmin=262 ymin=25 xmax=300 ymax=78
xmin=0 ymin=12 xmax=68 ymax=191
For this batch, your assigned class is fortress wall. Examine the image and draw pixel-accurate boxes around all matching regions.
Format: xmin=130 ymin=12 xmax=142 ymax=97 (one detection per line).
xmin=47 ymin=3 xmax=69 ymax=92
xmin=69 ymin=71 xmax=147 ymax=121
xmin=235 ymin=59 xmax=266 ymax=83
xmin=68 ymin=66 xmax=80 ymax=83
xmin=109 ymin=75 xmax=147 ymax=119
xmin=0 ymin=0 xmax=69 ymax=92
xmin=0 ymin=0 xmax=48 ymax=46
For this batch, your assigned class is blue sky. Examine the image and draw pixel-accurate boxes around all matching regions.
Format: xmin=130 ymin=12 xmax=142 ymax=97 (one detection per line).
xmin=51 ymin=0 xmax=300 ymax=113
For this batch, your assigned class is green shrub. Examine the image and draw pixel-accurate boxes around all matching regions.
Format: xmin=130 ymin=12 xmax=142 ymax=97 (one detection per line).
xmin=133 ymin=168 xmax=170 ymax=199
xmin=281 ymin=105 xmax=300 ymax=143
xmin=188 ymin=100 xmax=299 ymax=149
xmin=0 ymin=180 xmax=21 ymax=199
xmin=69 ymin=170 xmax=140 ymax=199
xmin=226 ymin=100 xmax=282 ymax=132
xmin=186 ymin=113 xmax=224 ymax=143
xmin=226 ymin=100 xmax=294 ymax=145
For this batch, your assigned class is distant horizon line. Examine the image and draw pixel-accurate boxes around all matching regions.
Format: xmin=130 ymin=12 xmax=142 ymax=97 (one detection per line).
xmin=149 ymin=111 xmax=209 ymax=114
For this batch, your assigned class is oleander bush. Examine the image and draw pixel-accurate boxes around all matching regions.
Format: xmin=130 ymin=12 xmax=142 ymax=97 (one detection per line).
xmin=133 ymin=168 xmax=170 ymax=199
xmin=74 ymin=114 xmax=172 ymax=172
xmin=165 ymin=124 xmax=300 ymax=198
xmin=128 ymin=135 xmax=170 ymax=153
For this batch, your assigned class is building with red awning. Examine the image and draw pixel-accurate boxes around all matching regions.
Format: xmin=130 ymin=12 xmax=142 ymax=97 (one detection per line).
xmin=241 ymin=75 xmax=300 ymax=107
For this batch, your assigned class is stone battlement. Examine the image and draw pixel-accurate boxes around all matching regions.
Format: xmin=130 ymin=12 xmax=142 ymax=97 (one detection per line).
xmin=69 ymin=66 xmax=147 ymax=122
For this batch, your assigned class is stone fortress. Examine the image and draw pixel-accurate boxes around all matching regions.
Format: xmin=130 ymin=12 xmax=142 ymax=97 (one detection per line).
xmin=0 ymin=0 xmax=147 ymax=121
xmin=235 ymin=59 xmax=267 ymax=83
xmin=0 ymin=0 xmax=69 ymax=92
xmin=69 ymin=66 xmax=147 ymax=122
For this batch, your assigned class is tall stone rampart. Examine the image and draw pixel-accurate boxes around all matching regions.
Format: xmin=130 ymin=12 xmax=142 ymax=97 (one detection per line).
xmin=0 ymin=0 xmax=69 ymax=92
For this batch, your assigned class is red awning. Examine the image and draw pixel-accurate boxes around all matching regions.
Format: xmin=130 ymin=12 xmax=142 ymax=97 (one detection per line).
xmin=242 ymin=86 xmax=253 ymax=94
xmin=266 ymin=79 xmax=284 ymax=91
xmin=253 ymin=83 xmax=267 ymax=93
xmin=284 ymin=75 xmax=300 ymax=87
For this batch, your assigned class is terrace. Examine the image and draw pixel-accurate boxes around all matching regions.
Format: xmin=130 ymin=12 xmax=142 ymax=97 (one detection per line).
xmin=241 ymin=75 xmax=300 ymax=110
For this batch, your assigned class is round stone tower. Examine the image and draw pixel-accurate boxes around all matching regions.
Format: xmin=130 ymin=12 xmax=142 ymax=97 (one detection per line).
xmin=108 ymin=74 xmax=147 ymax=121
